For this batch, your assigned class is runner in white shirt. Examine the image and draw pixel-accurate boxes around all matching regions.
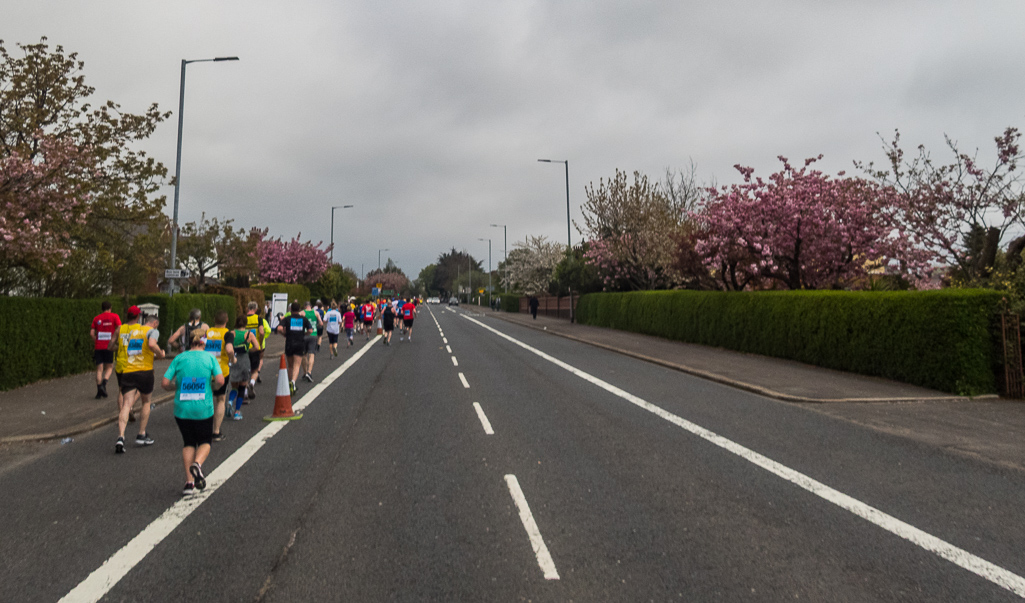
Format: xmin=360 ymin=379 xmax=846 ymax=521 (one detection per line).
xmin=323 ymin=302 xmax=343 ymax=358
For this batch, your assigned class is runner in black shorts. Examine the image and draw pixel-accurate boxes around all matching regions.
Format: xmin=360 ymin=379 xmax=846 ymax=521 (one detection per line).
xmin=275 ymin=302 xmax=313 ymax=394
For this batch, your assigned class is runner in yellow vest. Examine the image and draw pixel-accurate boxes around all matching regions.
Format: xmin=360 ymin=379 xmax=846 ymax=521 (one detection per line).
xmin=110 ymin=307 xmax=165 ymax=454
xmin=245 ymin=302 xmax=265 ymax=398
xmin=203 ymin=310 xmax=234 ymax=442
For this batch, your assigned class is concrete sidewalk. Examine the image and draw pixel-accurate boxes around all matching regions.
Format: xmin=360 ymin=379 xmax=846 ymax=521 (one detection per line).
xmin=0 ymin=337 xmax=286 ymax=443
xmin=479 ymin=307 xmax=1025 ymax=472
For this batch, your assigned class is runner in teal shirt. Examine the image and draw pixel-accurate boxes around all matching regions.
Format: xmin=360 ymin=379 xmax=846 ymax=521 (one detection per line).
xmin=161 ymin=331 xmax=224 ymax=496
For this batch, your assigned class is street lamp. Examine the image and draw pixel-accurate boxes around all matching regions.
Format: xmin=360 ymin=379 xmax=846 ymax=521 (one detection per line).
xmin=478 ymin=237 xmax=491 ymax=308
xmin=537 ymin=158 xmax=571 ymax=250
xmin=330 ymin=204 xmax=354 ymax=262
xmin=168 ymin=56 xmax=239 ymax=295
xmin=378 ymin=248 xmax=389 ymax=271
xmin=490 ymin=223 xmax=506 ymax=291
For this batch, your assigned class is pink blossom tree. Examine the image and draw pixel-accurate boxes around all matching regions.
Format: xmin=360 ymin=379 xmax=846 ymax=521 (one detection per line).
xmin=0 ymin=135 xmax=92 ymax=279
xmin=258 ymin=234 xmax=331 ymax=284
xmin=694 ymin=156 xmax=933 ymax=290
xmin=859 ymin=127 xmax=1025 ymax=283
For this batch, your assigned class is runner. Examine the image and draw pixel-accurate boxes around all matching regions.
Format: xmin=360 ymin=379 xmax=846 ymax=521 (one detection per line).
xmin=342 ymin=303 xmax=357 ymax=348
xmin=314 ymin=300 xmax=326 ymax=352
xmin=90 ymin=301 xmax=121 ymax=399
xmin=110 ymin=307 xmax=165 ymax=453
xmin=245 ymin=301 xmax=264 ymax=399
xmin=204 ymin=311 xmax=233 ymax=441
xmin=361 ymin=300 xmax=375 ymax=340
xmin=275 ymin=302 xmax=314 ymax=394
xmin=228 ymin=316 xmax=260 ymax=420
xmin=400 ymin=298 xmax=417 ymax=341
xmin=302 ymin=300 xmax=323 ymax=382
xmin=258 ymin=312 xmax=271 ymax=383
xmin=323 ymin=301 xmax=342 ymax=357
xmin=161 ymin=328 xmax=223 ymax=496
xmin=381 ymin=302 xmax=396 ymax=346
xmin=168 ymin=309 xmax=208 ymax=352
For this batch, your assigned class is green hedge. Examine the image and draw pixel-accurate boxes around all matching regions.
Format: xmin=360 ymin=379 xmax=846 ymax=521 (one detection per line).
xmin=499 ymin=295 xmax=521 ymax=312
xmin=131 ymin=293 xmax=237 ymax=349
xmin=575 ymin=289 xmax=1005 ymax=396
xmin=253 ymin=283 xmax=311 ymax=305
xmin=0 ymin=297 xmax=126 ymax=391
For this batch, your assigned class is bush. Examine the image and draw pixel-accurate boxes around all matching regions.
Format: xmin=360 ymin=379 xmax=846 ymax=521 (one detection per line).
xmin=253 ymin=283 xmax=311 ymax=306
xmin=575 ymin=289 xmax=1005 ymax=395
xmin=499 ymin=295 xmax=521 ymax=312
xmin=0 ymin=297 xmax=126 ymax=391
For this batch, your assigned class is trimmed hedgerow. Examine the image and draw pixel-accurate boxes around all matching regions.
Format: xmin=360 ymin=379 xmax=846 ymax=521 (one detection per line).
xmin=0 ymin=297 xmax=127 ymax=391
xmin=575 ymin=289 xmax=1005 ymax=396
xmin=500 ymin=295 xmax=521 ymax=312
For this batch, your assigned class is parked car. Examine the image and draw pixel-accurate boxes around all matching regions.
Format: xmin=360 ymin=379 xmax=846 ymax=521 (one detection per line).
xmin=448 ymin=297 xmax=460 ymax=306
xmin=427 ymin=297 xmax=440 ymax=304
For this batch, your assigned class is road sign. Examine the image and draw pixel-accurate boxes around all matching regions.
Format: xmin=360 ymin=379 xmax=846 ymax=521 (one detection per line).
xmin=376 ymin=283 xmax=383 ymax=289
xmin=478 ymin=288 xmax=484 ymax=294
xmin=164 ymin=269 xmax=191 ymax=279
xmin=371 ymin=287 xmax=381 ymax=296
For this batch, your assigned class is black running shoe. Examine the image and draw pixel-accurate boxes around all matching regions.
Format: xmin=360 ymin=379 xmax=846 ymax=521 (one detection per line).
xmin=182 ymin=482 xmax=196 ymax=496
xmin=135 ymin=433 xmax=155 ymax=446
xmin=115 ymin=437 xmax=125 ymax=454
xmin=190 ymin=463 xmax=206 ymax=490
xmin=212 ymin=432 xmax=225 ymax=442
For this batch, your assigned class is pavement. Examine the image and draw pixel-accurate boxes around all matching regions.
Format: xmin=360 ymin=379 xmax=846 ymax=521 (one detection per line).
xmin=8 ymin=305 xmax=1025 ymax=601
xmin=0 ymin=336 xmax=286 ymax=443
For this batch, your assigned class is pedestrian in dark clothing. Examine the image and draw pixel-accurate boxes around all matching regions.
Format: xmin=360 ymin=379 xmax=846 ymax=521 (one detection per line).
xmin=529 ymin=295 xmax=540 ymax=320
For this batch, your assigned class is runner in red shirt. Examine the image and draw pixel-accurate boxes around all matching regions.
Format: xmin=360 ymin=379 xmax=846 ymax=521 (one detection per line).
xmin=90 ymin=300 xmax=122 ymax=399
xmin=400 ymin=299 xmax=416 ymax=342
xmin=342 ymin=306 xmax=357 ymax=347
xmin=360 ymin=302 xmax=375 ymax=340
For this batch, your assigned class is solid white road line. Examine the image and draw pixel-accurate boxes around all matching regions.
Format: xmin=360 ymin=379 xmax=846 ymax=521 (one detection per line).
xmin=505 ymin=474 xmax=559 ymax=580
xmin=473 ymin=402 xmax=495 ymax=435
xmin=446 ymin=345 xmax=452 ymax=353
xmin=451 ymin=356 xmax=459 ymax=366
xmin=458 ymin=372 xmax=470 ymax=388
xmin=59 ymin=337 xmax=382 ymax=603
xmin=460 ymin=315 xmax=1025 ymax=599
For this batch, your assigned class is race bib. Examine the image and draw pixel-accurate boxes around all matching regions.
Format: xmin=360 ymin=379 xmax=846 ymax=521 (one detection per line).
xmin=205 ymin=339 xmax=222 ymax=358
xmin=179 ymin=377 xmax=207 ymax=401
xmin=290 ymin=318 xmax=304 ymax=331
xmin=329 ymin=315 xmax=339 ymax=323
xmin=127 ymin=338 xmax=144 ymax=356
xmin=97 ymin=331 xmax=112 ymax=341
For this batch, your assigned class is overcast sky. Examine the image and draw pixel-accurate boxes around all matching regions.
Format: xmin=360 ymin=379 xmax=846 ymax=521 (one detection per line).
xmin=6 ymin=1 xmax=1025 ymax=278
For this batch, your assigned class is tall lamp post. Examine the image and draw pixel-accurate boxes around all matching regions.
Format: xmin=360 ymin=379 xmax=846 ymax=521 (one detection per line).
xmin=168 ymin=56 xmax=239 ymax=295
xmin=490 ymin=223 xmax=506 ymax=291
xmin=478 ymin=238 xmax=491 ymax=308
xmin=537 ymin=158 xmax=571 ymax=249
xmin=330 ymin=205 xmax=354 ymax=262
xmin=378 ymin=248 xmax=389 ymax=271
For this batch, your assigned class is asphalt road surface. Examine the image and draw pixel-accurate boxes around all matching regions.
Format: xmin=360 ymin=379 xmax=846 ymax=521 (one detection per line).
xmin=4 ymin=306 xmax=1025 ymax=602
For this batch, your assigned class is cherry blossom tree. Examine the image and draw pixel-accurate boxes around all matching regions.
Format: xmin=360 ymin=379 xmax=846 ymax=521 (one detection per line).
xmin=858 ymin=127 xmax=1025 ymax=284
xmin=258 ymin=234 xmax=330 ymax=284
xmin=0 ymin=135 xmax=92 ymax=291
xmin=694 ymin=156 xmax=933 ymax=290
xmin=503 ymin=235 xmax=564 ymax=294
xmin=579 ymin=169 xmax=688 ymax=290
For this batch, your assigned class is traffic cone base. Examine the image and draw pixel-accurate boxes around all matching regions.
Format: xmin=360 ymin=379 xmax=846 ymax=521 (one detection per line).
xmin=264 ymin=355 xmax=303 ymax=422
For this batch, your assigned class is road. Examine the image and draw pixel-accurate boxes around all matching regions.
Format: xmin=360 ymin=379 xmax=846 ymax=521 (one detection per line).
xmin=3 ymin=305 xmax=1025 ymax=601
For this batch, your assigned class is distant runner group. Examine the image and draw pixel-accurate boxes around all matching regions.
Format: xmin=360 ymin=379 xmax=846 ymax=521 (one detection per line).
xmin=89 ymin=296 xmax=420 ymax=496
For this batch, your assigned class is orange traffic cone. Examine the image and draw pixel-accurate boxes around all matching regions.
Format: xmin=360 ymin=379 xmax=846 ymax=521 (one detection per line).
xmin=264 ymin=355 xmax=302 ymax=421
xmin=376 ymin=317 xmax=382 ymax=336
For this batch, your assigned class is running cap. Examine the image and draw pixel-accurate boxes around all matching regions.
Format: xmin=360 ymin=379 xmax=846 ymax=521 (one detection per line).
xmin=126 ymin=305 xmax=141 ymax=318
